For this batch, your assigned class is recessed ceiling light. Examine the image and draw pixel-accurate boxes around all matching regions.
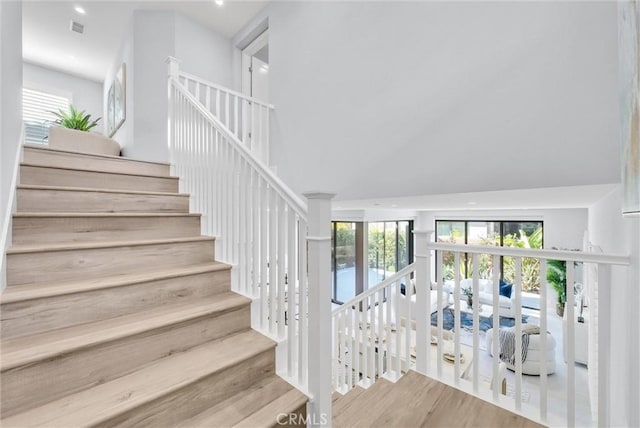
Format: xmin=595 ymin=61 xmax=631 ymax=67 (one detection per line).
xmin=391 ymin=204 xmax=398 ymax=208
xmin=468 ymin=201 xmax=477 ymax=205
xmin=214 ymin=0 xmax=224 ymax=6
xmin=74 ymin=5 xmax=86 ymax=15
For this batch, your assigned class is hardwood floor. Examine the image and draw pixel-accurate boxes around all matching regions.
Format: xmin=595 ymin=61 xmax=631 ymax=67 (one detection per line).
xmin=333 ymin=371 xmax=544 ymax=428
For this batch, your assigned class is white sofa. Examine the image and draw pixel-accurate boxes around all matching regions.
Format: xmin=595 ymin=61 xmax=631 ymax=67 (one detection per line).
xmin=457 ymin=278 xmax=517 ymax=318
xmin=393 ymin=280 xmax=450 ymax=324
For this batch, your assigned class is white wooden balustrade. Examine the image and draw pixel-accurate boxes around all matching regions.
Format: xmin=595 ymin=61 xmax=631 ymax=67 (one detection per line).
xmin=173 ymin=63 xmax=273 ymax=165
xmin=332 ymin=231 xmax=629 ymax=428
xmin=167 ymin=57 xmax=332 ymax=426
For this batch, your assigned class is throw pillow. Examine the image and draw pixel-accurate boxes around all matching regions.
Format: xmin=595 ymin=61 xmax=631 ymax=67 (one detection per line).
xmin=499 ymin=279 xmax=513 ymax=298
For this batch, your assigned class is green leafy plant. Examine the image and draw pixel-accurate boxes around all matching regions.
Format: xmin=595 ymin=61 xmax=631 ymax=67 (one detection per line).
xmin=51 ymin=105 xmax=101 ymax=132
xmin=547 ymin=259 xmax=567 ymax=305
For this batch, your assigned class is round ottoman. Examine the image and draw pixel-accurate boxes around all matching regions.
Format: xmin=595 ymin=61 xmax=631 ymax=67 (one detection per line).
xmin=486 ymin=327 xmax=556 ymax=375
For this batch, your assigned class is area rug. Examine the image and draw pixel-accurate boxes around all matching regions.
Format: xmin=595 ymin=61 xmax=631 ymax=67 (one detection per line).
xmin=430 ymin=309 xmax=535 ymax=333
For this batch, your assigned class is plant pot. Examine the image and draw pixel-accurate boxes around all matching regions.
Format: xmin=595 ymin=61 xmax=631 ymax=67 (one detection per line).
xmin=556 ymin=302 xmax=565 ymax=317
xmin=467 ymin=296 xmax=473 ymax=308
xmin=48 ymin=126 xmax=120 ymax=157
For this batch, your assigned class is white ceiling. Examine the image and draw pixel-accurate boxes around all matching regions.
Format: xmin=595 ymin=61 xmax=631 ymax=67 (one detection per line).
xmin=333 ymin=184 xmax=618 ymax=212
xmin=22 ymin=0 xmax=268 ymax=82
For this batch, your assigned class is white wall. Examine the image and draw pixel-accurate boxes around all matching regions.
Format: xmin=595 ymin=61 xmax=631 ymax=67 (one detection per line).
xmin=105 ymin=10 xmax=232 ymax=163
xmin=174 ymin=13 xmax=232 ymax=87
xmin=588 ymin=186 xmax=640 ymax=427
xmin=0 ymin=0 xmax=23 ymax=289
xmin=234 ymin=1 xmax=619 ymax=201
xmin=105 ymin=17 xmax=134 ymax=152
xmin=24 ymin=62 xmax=103 ymax=134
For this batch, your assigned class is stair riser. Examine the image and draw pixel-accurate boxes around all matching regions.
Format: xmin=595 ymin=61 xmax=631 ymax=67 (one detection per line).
xmin=23 ymin=147 xmax=170 ymax=176
xmin=96 ymin=349 xmax=275 ymax=428
xmin=12 ymin=215 xmax=201 ymax=245
xmin=1 ymin=269 xmax=231 ymax=339
xmin=7 ymin=240 xmax=215 ymax=286
xmin=17 ymin=188 xmax=189 ymax=213
xmin=1 ymin=307 xmax=251 ymax=417
xmin=20 ymin=165 xmax=179 ymax=193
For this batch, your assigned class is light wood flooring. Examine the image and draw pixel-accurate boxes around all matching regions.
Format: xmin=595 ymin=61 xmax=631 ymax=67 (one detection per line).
xmin=333 ymin=371 xmax=544 ymax=428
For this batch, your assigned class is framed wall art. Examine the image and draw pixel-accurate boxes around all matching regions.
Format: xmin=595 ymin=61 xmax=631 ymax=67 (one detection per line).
xmin=107 ymin=63 xmax=126 ymax=138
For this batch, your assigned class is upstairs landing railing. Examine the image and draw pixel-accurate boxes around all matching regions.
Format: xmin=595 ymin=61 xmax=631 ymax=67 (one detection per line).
xmin=332 ymin=231 xmax=629 ymax=428
xmin=167 ymin=57 xmax=332 ymax=425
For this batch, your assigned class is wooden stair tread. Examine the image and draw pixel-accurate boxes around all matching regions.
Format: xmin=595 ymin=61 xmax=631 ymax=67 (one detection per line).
xmin=232 ymin=387 xmax=309 ymax=428
xmin=1 ymin=330 xmax=275 ymax=428
xmin=21 ymin=162 xmax=178 ymax=180
xmin=22 ymin=144 xmax=170 ymax=166
xmin=1 ymin=292 xmax=249 ymax=371
xmin=6 ymin=235 xmax=215 ymax=255
xmin=1 ymin=262 xmax=229 ymax=304
xmin=13 ymin=212 xmax=201 ymax=218
xmin=181 ymin=375 xmax=306 ymax=427
xmin=17 ymin=184 xmax=188 ymax=197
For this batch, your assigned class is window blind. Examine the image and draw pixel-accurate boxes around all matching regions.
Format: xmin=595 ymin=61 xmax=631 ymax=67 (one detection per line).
xmin=23 ymin=87 xmax=70 ymax=144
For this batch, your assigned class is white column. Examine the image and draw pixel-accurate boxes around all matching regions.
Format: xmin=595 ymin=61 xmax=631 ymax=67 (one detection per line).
xmin=304 ymin=192 xmax=335 ymax=427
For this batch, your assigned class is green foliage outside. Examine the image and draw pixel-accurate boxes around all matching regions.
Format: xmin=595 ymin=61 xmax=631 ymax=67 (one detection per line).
xmin=51 ymin=105 xmax=101 ymax=132
xmin=368 ymin=224 xmax=408 ymax=274
xmin=335 ymin=223 xmax=355 ymax=268
xmin=438 ymin=226 xmax=543 ymax=293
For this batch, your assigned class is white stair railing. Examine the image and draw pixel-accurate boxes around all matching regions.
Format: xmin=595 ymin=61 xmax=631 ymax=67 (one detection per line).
xmin=333 ymin=231 xmax=629 ymax=428
xmin=174 ymin=67 xmax=273 ymax=165
xmin=167 ymin=57 xmax=332 ymax=425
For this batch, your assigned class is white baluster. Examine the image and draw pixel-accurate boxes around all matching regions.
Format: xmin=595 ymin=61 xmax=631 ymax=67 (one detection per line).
xmin=277 ymin=197 xmax=286 ymax=339
xmin=566 ymin=260 xmax=576 ymax=427
xmin=436 ymin=250 xmax=444 ymax=378
xmin=492 ymin=255 xmax=501 ymax=401
xmin=514 ymin=257 xmax=523 ymax=411
xmin=287 ymin=211 xmax=297 ymax=377
xmin=454 ymin=252 xmax=461 ymax=383
xmin=539 ymin=259 xmax=548 ymax=422
xmin=414 ymin=230 xmax=429 ymax=374
xmin=472 ymin=253 xmax=480 ymax=393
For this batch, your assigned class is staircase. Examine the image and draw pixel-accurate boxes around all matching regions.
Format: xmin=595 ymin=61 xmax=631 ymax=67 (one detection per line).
xmin=0 ymin=143 xmax=307 ymax=427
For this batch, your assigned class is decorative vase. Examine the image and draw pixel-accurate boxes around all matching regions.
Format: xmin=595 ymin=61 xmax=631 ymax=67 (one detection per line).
xmin=467 ymin=295 xmax=473 ymax=308
xmin=48 ymin=126 xmax=120 ymax=157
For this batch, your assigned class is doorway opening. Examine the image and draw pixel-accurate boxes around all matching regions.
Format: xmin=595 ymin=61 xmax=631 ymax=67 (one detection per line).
xmin=241 ymin=29 xmax=269 ymax=102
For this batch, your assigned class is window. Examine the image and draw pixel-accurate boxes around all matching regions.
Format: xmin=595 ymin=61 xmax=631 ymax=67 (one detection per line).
xmin=331 ymin=220 xmax=413 ymax=304
xmin=435 ymin=220 xmax=543 ymax=293
xmin=331 ymin=222 xmax=357 ymax=303
xmin=23 ymin=87 xmax=70 ymax=144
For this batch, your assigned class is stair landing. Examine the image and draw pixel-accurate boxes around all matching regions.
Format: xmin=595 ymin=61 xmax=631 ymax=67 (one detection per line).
xmin=333 ymin=371 xmax=543 ymax=428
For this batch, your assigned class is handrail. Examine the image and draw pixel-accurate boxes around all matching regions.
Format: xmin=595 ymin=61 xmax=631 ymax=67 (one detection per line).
xmin=332 ymin=263 xmax=415 ymax=316
xmin=428 ymin=242 xmax=630 ymax=265
xmin=171 ymin=79 xmax=308 ymax=220
xmin=178 ymin=70 xmax=275 ymax=110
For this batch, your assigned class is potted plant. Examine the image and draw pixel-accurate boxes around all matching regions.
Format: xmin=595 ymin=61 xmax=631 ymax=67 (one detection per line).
xmin=48 ymin=105 xmax=120 ymax=156
xmin=462 ymin=286 xmax=473 ymax=308
xmin=547 ymin=259 xmax=567 ymax=317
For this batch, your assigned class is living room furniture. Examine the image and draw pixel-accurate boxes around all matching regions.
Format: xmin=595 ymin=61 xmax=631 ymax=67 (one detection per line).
xmin=486 ymin=327 xmax=556 ymax=375
xmin=457 ymin=279 xmax=517 ymax=318
xmin=394 ymin=280 xmax=450 ymax=322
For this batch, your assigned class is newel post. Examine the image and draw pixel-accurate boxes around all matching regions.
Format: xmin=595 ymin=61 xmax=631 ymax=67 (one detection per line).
xmin=304 ymin=192 xmax=335 ymax=427
xmin=413 ymin=229 xmax=432 ymax=375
